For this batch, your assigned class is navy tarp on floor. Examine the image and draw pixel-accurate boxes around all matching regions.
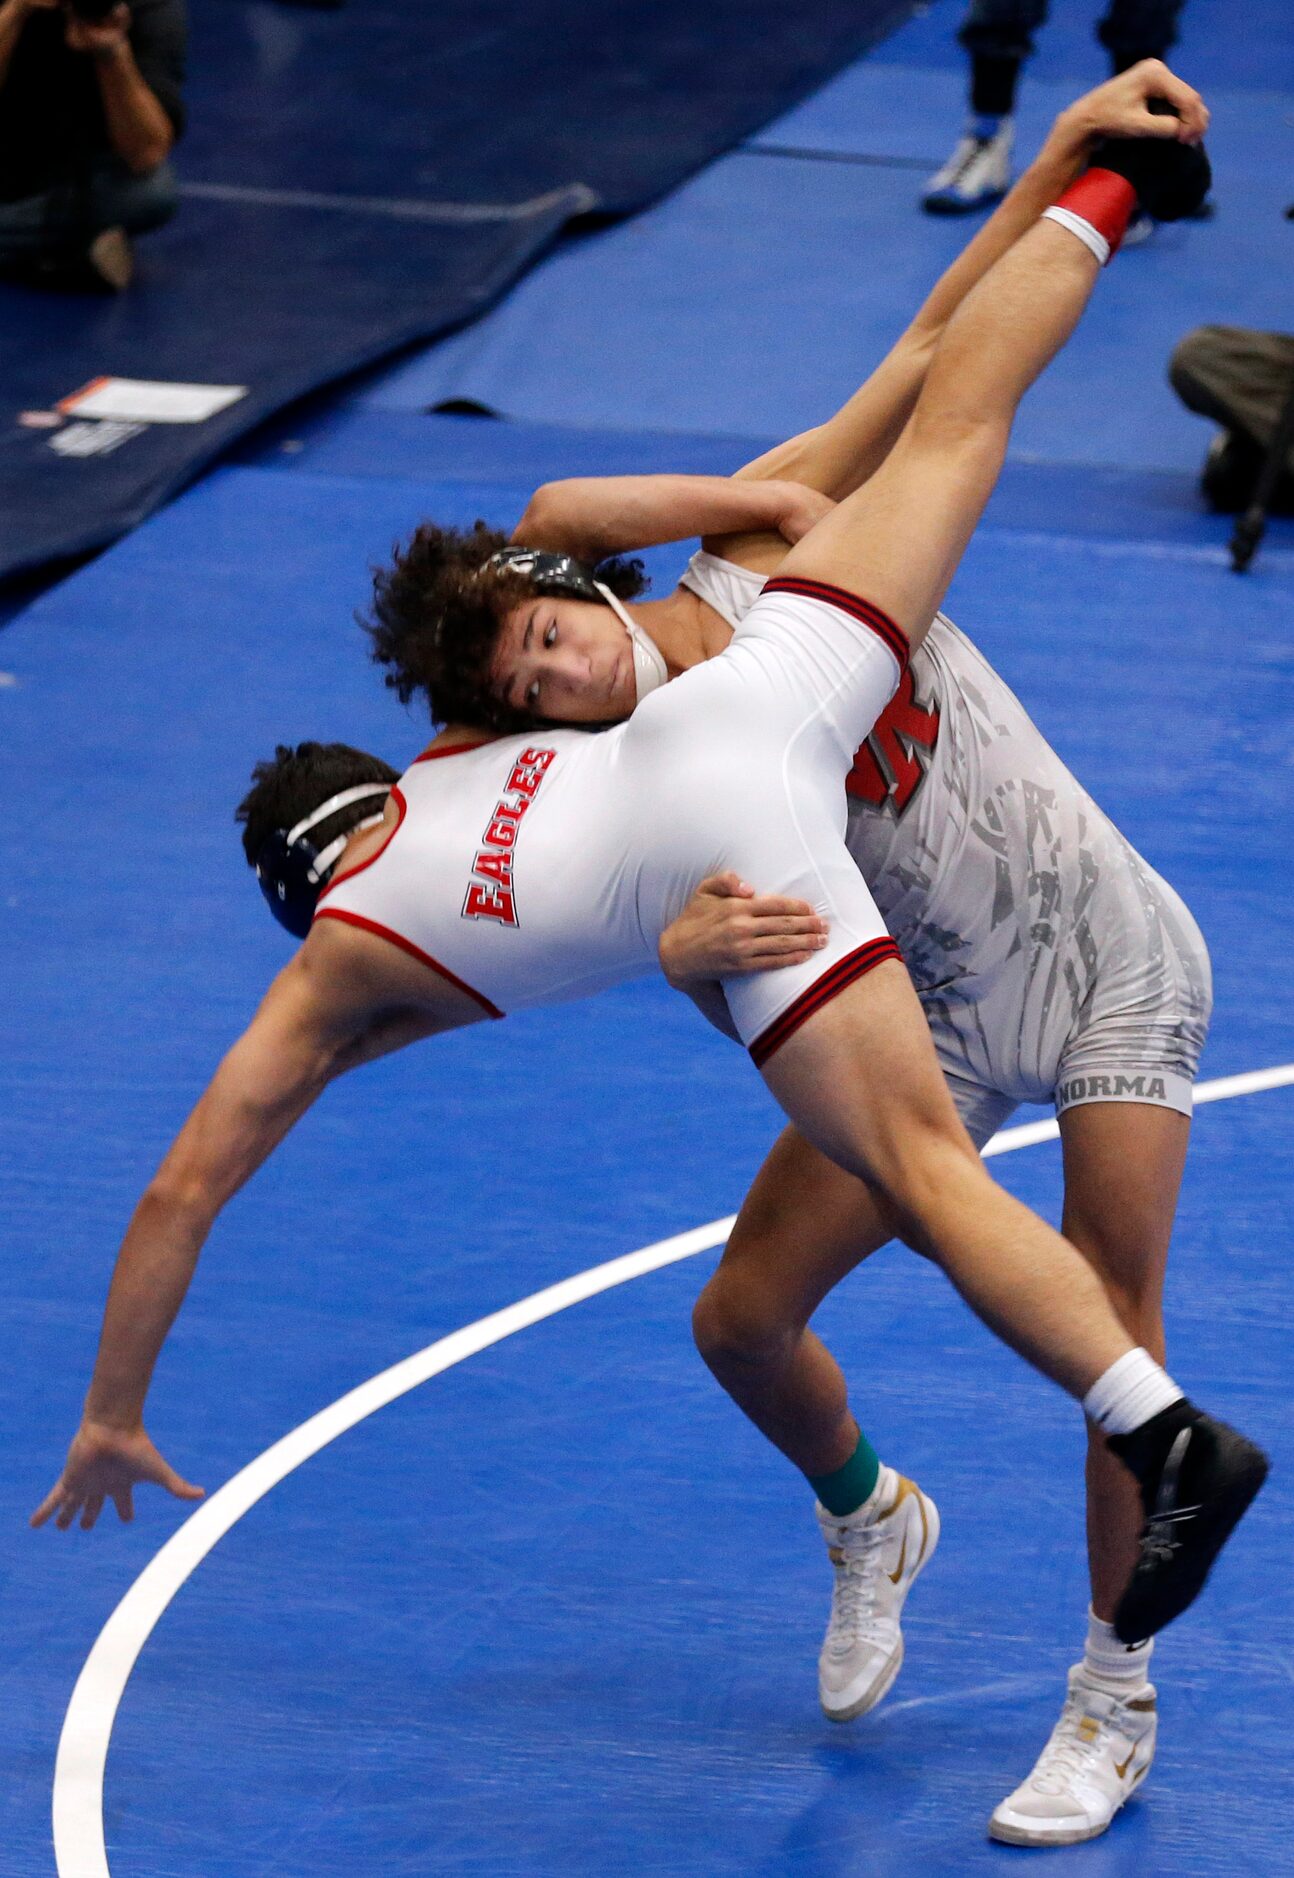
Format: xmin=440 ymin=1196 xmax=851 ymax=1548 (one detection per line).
xmin=0 ymin=0 xmax=917 ymax=582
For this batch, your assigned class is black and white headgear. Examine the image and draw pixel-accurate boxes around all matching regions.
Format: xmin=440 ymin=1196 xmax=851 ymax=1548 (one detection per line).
xmin=253 ymin=783 xmax=390 ymax=939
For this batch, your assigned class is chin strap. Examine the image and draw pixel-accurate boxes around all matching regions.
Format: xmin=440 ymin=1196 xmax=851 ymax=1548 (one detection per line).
xmin=594 ymin=581 xmax=669 ymax=703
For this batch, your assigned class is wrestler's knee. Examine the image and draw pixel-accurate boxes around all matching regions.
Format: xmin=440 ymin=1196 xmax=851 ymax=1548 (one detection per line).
xmin=907 ymin=401 xmax=1008 ymax=464
xmin=691 ymin=1268 xmax=799 ymax=1377
xmin=1168 ymin=324 xmax=1246 ymax=411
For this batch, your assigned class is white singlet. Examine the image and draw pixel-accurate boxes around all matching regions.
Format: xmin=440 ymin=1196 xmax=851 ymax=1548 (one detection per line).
xmin=681 ymin=550 xmax=1212 ymax=1138
xmin=319 ymin=579 xmax=907 ymax=1065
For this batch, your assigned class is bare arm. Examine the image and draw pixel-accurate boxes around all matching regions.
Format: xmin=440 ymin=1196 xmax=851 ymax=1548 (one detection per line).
xmin=66 ymin=5 xmax=174 ymax=174
xmin=511 ymin=473 xmax=833 ymax=563
xmin=713 ymin=63 xmax=1210 ymax=571
xmin=0 ymin=0 xmax=55 ymax=89
xmin=32 ymin=926 xmax=463 ymax=1530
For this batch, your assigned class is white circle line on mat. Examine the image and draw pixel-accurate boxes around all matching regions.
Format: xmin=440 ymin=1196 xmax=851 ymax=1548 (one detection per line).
xmin=51 ymin=1060 xmax=1294 ymax=1877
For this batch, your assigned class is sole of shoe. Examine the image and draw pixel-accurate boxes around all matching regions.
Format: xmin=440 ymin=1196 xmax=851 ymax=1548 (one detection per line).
xmin=987 ymin=1761 xmax=1150 ymax=1846
xmin=921 ymin=190 xmax=1006 ymax=217
xmin=822 ymin=1638 xmax=904 ymax=1723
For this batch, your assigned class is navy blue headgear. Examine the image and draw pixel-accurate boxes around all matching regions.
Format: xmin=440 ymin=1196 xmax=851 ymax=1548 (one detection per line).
xmin=486 ymin=546 xmax=604 ymax=603
xmin=254 ymin=783 xmax=391 ymax=940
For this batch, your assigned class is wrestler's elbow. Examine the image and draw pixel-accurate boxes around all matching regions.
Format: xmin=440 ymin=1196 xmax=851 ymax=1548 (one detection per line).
xmin=512 ymin=483 xmax=593 ymax=556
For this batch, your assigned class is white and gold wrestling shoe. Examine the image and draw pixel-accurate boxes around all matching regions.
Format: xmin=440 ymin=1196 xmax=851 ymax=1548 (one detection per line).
xmin=989 ymin=1667 xmax=1157 ymax=1846
xmin=816 ymin=1465 xmax=939 ymax=1721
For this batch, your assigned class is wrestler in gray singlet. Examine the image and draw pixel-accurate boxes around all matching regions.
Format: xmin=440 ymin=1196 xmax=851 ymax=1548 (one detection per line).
xmin=680 ymin=550 xmax=1212 ymax=1146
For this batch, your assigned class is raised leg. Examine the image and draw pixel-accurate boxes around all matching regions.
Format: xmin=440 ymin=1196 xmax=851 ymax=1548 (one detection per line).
xmin=776 ymin=219 xmax=1101 ymax=647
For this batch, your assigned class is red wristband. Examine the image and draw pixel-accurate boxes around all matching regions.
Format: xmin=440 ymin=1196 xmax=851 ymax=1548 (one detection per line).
xmin=1052 ymin=167 xmax=1138 ymax=257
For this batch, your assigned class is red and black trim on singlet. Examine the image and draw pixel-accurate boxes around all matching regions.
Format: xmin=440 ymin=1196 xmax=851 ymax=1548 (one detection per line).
xmin=313 ymin=906 xmax=503 ymax=1020
xmin=312 ymin=777 xmax=502 ymax=1020
xmin=749 ymin=937 xmax=902 ymax=1070
xmin=761 ymin=577 xmax=909 ymax=671
xmin=411 ymin=737 xmax=494 ymax=764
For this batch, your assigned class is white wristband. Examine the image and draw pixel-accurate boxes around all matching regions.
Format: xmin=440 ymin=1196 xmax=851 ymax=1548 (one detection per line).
xmin=1042 ymin=203 xmax=1111 ymax=267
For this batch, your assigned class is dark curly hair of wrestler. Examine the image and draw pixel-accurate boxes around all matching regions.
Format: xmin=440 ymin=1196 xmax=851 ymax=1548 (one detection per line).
xmin=362 ymin=520 xmax=647 ymax=733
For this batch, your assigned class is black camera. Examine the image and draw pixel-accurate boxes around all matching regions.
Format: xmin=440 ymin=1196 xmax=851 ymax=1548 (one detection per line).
xmin=65 ymin=0 xmax=121 ymax=21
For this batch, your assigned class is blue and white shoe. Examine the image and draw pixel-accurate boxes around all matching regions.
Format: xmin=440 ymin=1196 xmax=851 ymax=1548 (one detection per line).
xmin=923 ymin=118 xmax=1013 ymax=215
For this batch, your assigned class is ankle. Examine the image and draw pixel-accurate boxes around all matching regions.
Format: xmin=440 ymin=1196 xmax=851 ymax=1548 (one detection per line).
xmin=1083 ymin=1348 xmax=1185 ymax=1437
xmin=1082 ymin=1608 xmax=1153 ymax=1689
xmin=809 ymin=1428 xmax=881 ymax=1518
xmin=970 ymin=51 xmax=1020 ymax=120
xmin=1106 ymin=1396 xmax=1199 ymax=1488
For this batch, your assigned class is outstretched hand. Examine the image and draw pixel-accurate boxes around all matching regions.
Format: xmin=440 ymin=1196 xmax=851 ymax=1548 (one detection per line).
xmin=659 ymin=872 xmax=828 ymax=987
xmin=1065 ymin=60 xmax=1209 ymax=148
xmin=31 ymin=1420 xmax=204 ymax=1532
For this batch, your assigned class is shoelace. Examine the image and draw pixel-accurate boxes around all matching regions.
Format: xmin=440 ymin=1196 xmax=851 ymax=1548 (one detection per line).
xmin=825 ymin=1525 xmax=888 ymax=1648
xmin=1139 ymin=1520 xmax=1185 ymax=1565
xmin=1138 ymin=1428 xmax=1197 ymax=1566
xmin=941 ymin=138 xmax=989 ymax=185
xmin=1029 ymin=1702 xmax=1109 ymax=1795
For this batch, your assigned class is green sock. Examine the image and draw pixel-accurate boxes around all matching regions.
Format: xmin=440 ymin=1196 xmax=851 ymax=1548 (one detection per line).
xmin=808 ymin=1429 xmax=881 ymax=1517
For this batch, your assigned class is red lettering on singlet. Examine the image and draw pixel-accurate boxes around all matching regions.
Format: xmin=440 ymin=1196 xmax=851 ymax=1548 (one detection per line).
xmin=464 ymin=881 xmax=517 ymax=925
xmin=845 ymin=668 xmax=940 ymax=817
xmin=462 ymin=746 xmax=557 ymax=926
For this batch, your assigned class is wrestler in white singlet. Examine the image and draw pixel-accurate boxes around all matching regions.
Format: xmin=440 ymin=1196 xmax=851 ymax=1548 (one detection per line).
xmin=318 ymin=579 xmax=907 ymax=1066
xmin=680 ymin=550 xmax=1213 ymax=1143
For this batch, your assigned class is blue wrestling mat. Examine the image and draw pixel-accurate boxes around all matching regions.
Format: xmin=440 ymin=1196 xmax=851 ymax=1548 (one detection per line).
xmin=0 ymin=0 xmax=917 ymax=584
xmin=3 ymin=448 xmax=1292 ymax=1878
xmin=3 ymin=2 xmax=1293 ymax=1872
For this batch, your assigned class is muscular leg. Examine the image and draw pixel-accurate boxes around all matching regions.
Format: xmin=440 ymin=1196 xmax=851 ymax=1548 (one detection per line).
xmin=761 ymin=963 xmax=1136 ymax=1401
xmin=777 ymin=220 xmax=1100 ymax=648
xmin=692 ymin=1128 xmax=903 ymax=1476
xmin=986 ymin=1100 xmax=1189 ymax=1844
xmin=1059 ymin=1101 xmax=1190 ymax=1615
xmin=695 ymin=1086 xmax=1188 ymax=1549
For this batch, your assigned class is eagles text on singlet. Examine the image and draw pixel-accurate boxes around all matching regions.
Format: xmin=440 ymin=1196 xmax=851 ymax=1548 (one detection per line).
xmin=461 ymin=746 xmax=556 ymax=927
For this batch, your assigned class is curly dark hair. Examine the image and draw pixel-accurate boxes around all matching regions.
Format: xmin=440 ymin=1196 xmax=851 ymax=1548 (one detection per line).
xmin=235 ymin=741 xmax=401 ymax=869
xmin=362 ymin=519 xmax=648 ymax=733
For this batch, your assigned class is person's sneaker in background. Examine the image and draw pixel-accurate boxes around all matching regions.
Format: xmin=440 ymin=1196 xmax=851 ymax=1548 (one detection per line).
xmin=86 ymin=227 xmax=134 ymax=293
xmin=922 ymin=117 xmax=1013 ymax=215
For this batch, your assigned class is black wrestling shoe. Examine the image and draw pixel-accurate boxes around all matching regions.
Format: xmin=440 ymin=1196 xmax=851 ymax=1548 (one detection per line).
xmin=1109 ymin=1403 xmax=1268 ymax=1643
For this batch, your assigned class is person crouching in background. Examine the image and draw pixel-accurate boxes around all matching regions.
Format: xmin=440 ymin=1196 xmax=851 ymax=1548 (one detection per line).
xmin=0 ymin=0 xmax=185 ymax=290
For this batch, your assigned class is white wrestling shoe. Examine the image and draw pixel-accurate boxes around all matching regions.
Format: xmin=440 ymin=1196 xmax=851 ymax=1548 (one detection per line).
xmin=922 ymin=119 xmax=1013 ymax=215
xmin=988 ymin=1666 xmax=1158 ymax=1846
xmin=816 ymin=1465 xmax=940 ymax=1721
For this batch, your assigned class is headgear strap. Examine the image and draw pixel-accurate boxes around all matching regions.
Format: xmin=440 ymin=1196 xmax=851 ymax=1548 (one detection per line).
xmin=485 ymin=547 xmax=667 ymax=705
xmin=255 ymin=782 xmax=391 ymax=939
